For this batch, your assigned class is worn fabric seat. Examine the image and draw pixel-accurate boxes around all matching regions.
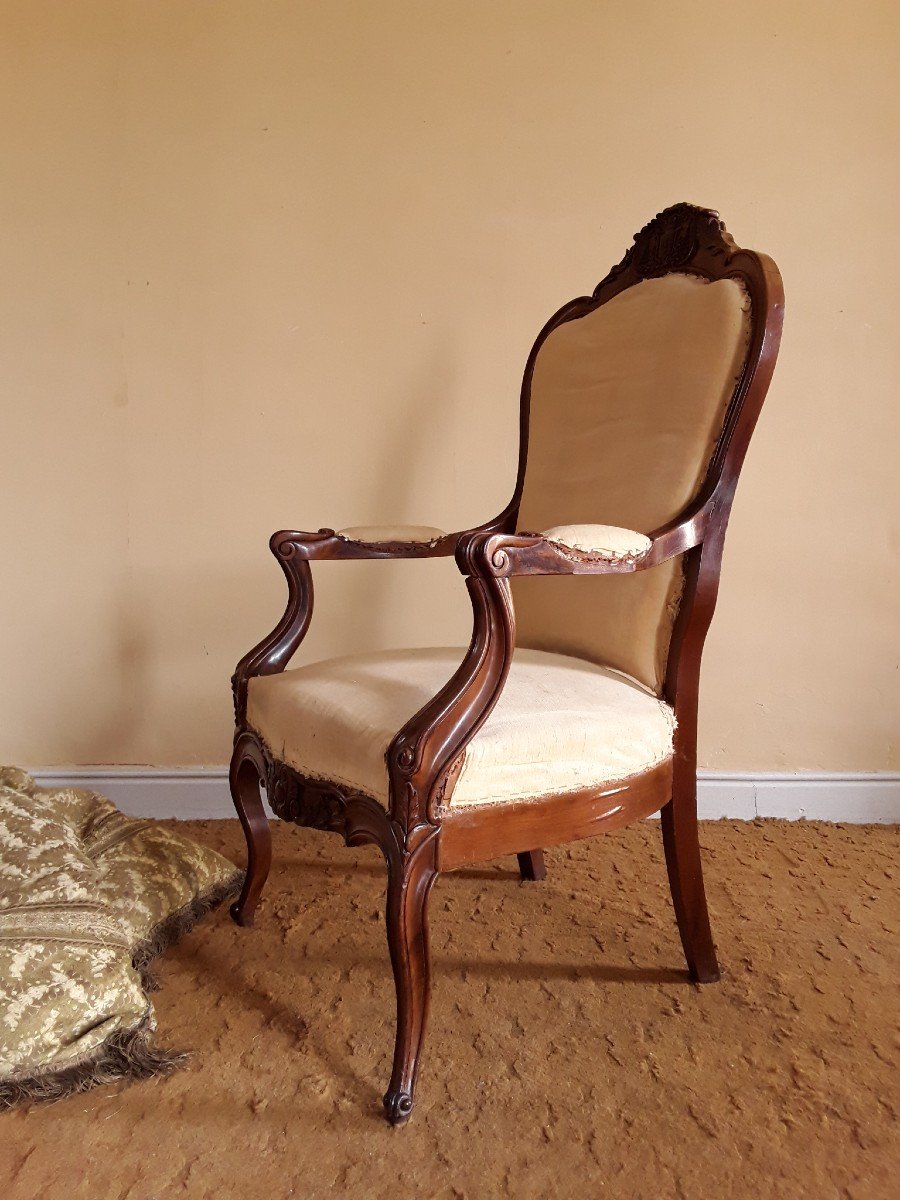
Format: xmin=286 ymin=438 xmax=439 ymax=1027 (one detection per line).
xmin=246 ymin=647 xmax=676 ymax=808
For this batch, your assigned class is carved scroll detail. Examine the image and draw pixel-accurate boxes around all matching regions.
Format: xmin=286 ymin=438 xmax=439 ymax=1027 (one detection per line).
xmin=597 ymin=202 xmax=737 ymax=290
xmin=231 ymin=532 xmax=315 ymax=722
xmin=264 ymin=758 xmax=347 ymax=832
xmin=247 ymin=738 xmax=439 ymax=859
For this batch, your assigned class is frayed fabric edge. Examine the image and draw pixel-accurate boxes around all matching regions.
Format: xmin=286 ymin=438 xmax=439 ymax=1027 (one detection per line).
xmin=133 ymin=870 xmax=243 ymax=991
xmin=0 ymin=1020 xmax=185 ymax=1110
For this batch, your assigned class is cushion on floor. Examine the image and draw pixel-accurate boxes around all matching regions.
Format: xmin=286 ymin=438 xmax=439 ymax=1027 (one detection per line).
xmin=246 ymin=647 xmax=676 ymax=807
xmin=0 ymin=767 xmax=241 ymax=1109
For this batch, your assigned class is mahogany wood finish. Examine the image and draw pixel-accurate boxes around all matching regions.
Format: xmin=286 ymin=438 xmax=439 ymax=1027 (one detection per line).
xmin=229 ymin=204 xmax=784 ymax=1124
xmin=437 ymin=761 xmax=673 ymax=872
xmin=229 ymin=733 xmax=273 ymax=928
xmin=516 ymin=850 xmax=546 ymax=882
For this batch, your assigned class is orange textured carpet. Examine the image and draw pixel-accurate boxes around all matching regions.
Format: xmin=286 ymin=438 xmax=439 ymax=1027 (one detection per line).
xmin=1 ymin=817 xmax=896 ymax=1200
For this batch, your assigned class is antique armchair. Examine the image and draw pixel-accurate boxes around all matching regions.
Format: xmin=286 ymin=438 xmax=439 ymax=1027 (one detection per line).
xmin=228 ymin=204 xmax=784 ymax=1125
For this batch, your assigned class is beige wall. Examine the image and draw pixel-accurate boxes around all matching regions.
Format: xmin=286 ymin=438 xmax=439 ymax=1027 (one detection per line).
xmin=1 ymin=1 xmax=897 ymax=771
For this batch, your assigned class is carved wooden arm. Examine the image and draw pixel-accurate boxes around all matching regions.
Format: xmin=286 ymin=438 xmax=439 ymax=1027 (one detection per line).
xmin=480 ymin=499 xmax=717 ymax=578
xmin=268 ymin=526 xmax=459 ymax=561
xmin=231 ymin=521 xmax=504 ymax=723
xmin=233 ymin=497 xmax=716 ymax=834
xmin=232 ymin=533 xmax=315 ymax=719
xmin=378 ymin=502 xmax=721 ymax=831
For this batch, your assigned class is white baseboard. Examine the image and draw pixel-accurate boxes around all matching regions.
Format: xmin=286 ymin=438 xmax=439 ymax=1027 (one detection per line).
xmin=30 ymin=768 xmax=240 ymax=821
xmin=26 ymin=767 xmax=900 ymax=824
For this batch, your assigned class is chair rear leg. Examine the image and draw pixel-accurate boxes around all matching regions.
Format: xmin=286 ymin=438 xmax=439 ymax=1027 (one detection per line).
xmin=229 ymin=751 xmax=272 ymax=928
xmin=383 ymin=841 xmax=438 ymax=1125
xmin=661 ymin=782 xmax=719 ymax=983
xmin=517 ymin=849 xmax=546 ymax=882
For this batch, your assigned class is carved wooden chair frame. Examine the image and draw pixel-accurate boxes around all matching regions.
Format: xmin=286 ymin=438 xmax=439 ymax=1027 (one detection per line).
xmin=229 ymin=204 xmax=784 ymax=1125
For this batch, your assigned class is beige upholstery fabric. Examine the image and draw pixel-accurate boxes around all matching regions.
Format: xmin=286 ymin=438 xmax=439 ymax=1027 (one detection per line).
xmin=337 ymin=525 xmax=447 ymax=543
xmin=542 ymin=524 xmax=651 ymax=560
xmin=514 ymin=273 xmax=751 ymax=693
xmin=246 ymin=647 xmax=675 ymax=808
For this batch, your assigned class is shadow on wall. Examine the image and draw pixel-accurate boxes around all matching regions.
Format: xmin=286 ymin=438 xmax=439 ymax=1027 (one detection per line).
xmin=50 ymin=350 xmax=481 ymax=765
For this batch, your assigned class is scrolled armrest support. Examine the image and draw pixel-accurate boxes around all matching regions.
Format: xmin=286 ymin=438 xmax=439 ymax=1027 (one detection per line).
xmin=232 ymin=525 xmax=462 ymax=723
xmin=232 ymin=532 xmax=316 ymax=721
xmin=386 ymin=531 xmax=516 ymax=839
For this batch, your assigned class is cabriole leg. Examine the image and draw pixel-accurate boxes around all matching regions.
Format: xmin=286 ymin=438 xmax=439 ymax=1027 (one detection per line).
xmin=229 ymin=746 xmax=272 ymax=928
xmin=661 ymin=779 xmax=719 ymax=983
xmin=517 ymin=849 xmax=546 ymax=882
xmin=383 ymin=840 xmax=438 ymax=1125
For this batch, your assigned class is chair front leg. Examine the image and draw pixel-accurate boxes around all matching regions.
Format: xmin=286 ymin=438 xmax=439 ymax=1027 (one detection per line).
xmin=383 ymin=835 xmax=439 ymax=1125
xmin=229 ymin=735 xmax=272 ymax=928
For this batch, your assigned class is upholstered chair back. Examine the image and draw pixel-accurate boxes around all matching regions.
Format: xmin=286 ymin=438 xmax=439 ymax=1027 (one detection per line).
xmin=512 ymin=272 xmax=752 ymax=694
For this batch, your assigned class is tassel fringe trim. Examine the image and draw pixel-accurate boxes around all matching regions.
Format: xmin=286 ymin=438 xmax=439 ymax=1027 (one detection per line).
xmin=0 ymin=869 xmax=242 ymax=1110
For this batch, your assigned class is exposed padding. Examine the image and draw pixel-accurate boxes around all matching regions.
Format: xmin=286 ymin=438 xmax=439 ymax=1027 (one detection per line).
xmin=336 ymin=525 xmax=447 ymax=543
xmin=246 ymin=647 xmax=675 ymax=809
xmin=541 ymin=523 xmax=652 ymax=560
xmin=514 ymin=273 xmax=751 ymax=693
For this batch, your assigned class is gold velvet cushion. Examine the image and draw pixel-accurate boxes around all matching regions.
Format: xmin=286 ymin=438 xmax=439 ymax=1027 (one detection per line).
xmin=0 ymin=768 xmax=240 ymax=1108
xmin=247 ymin=647 xmax=675 ymax=808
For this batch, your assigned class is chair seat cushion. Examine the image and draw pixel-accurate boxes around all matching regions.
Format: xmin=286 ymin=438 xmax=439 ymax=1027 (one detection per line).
xmin=246 ymin=648 xmax=675 ymax=808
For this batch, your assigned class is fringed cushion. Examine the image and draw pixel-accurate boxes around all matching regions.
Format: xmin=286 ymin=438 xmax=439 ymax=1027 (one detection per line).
xmin=0 ymin=768 xmax=241 ymax=1109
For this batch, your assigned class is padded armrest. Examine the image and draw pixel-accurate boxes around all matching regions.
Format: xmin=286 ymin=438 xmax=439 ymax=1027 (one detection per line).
xmin=267 ymin=526 xmax=460 ymax=561
xmin=456 ymin=510 xmax=708 ymax=580
xmin=336 ymin=525 xmax=448 ymax=545
xmin=541 ymin=523 xmax=652 ymax=561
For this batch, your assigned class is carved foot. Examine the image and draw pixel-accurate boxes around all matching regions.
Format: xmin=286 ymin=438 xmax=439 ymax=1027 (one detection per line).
xmin=230 ymin=898 xmax=256 ymax=928
xmin=383 ymin=1089 xmax=414 ymax=1126
xmin=383 ymin=833 xmax=438 ymax=1130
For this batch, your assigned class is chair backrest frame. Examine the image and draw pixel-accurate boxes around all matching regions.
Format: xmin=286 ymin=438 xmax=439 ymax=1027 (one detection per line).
xmin=501 ymin=204 xmax=783 ymax=535
xmin=488 ymin=203 xmax=784 ymax=718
